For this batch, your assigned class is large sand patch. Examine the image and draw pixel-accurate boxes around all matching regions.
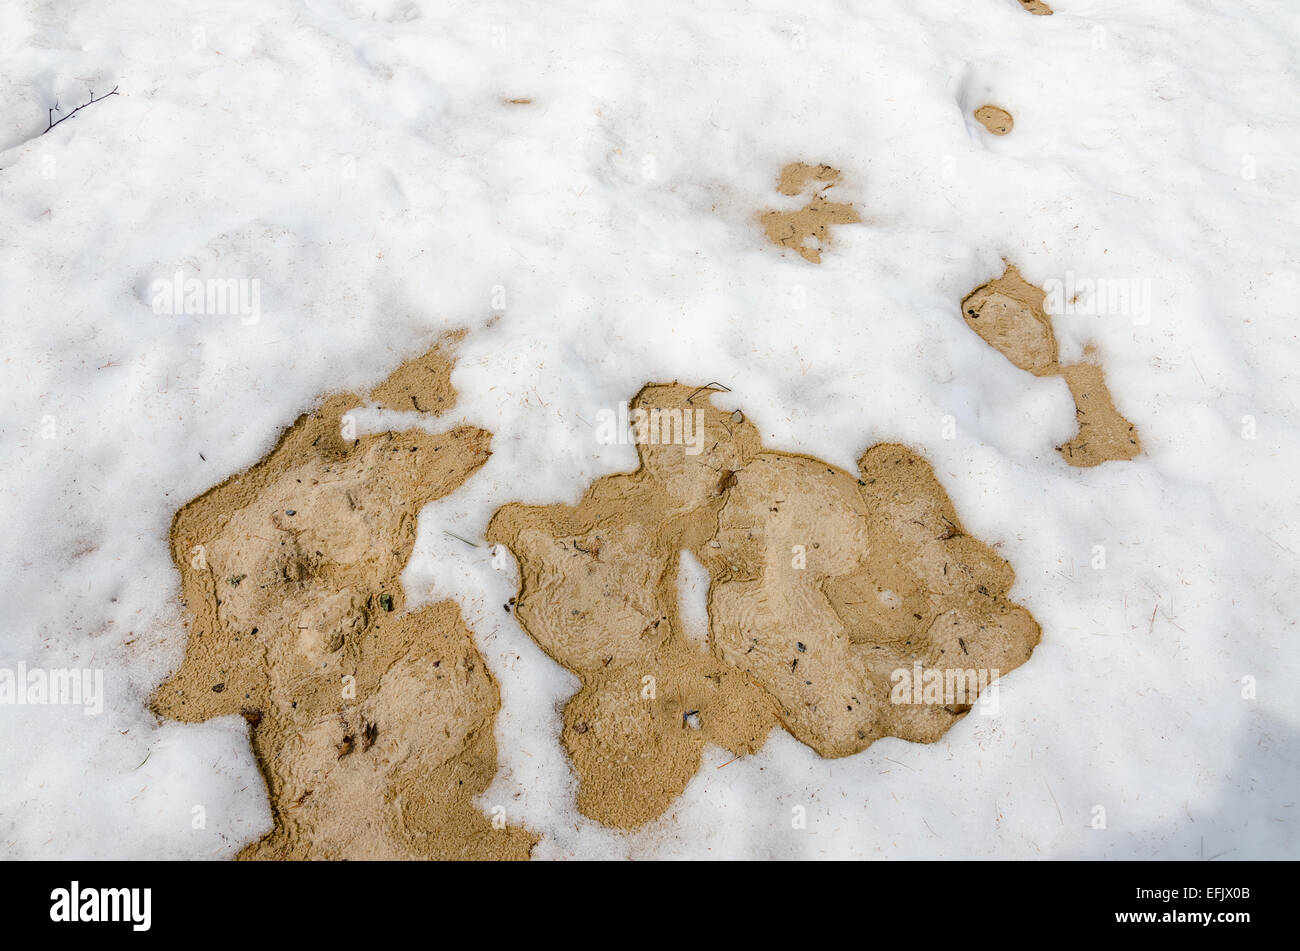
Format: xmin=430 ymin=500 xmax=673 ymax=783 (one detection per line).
xmin=489 ymin=385 xmax=1041 ymax=828
xmin=151 ymin=339 xmax=535 ymax=859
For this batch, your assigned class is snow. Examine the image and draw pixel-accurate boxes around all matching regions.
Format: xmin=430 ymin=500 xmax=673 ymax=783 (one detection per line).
xmin=675 ymin=550 xmax=711 ymax=649
xmin=2 ymin=0 xmax=1298 ymax=859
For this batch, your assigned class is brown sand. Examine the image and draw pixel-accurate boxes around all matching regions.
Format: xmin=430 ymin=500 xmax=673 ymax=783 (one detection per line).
xmin=759 ymin=162 xmax=862 ymax=263
xmin=151 ymin=338 xmax=536 ymax=860
xmin=962 ymin=265 xmax=1141 ymax=466
xmin=974 ymin=105 xmax=1014 ymax=136
xmin=1018 ymin=0 xmax=1053 ymax=15
xmin=488 ymin=385 xmax=1041 ymax=828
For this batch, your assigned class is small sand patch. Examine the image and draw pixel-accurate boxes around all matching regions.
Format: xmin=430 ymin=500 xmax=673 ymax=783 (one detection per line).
xmin=962 ymin=265 xmax=1141 ymax=466
xmin=759 ymin=162 xmax=861 ymax=263
xmin=151 ymin=337 xmax=535 ymax=860
xmin=488 ymin=385 xmax=1040 ymax=829
xmin=975 ymin=105 xmax=1014 ymax=136
xmin=1018 ymin=0 xmax=1053 ymax=15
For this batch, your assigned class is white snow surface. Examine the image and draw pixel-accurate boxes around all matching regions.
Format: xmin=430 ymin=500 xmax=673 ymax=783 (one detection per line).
xmin=1 ymin=0 xmax=1298 ymax=859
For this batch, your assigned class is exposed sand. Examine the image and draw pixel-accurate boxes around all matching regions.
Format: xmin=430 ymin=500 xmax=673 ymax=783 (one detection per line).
xmin=488 ymin=384 xmax=1041 ymax=828
xmin=1018 ymin=0 xmax=1053 ymax=15
xmin=148 ymin=277 xmax=1111 ymax=844
xmin=759 ymin=162 xmax=861 ymax=263
xmin=962 ymin=265 xmax=1142 ymax=466
xmin=974 ymin=105 xmax=1014 ymax=136
xmin=150 ymin=339 xmax=535 ymax=859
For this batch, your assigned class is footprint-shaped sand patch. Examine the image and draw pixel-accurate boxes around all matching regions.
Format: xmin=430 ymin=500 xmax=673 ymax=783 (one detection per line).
xmin=974 ymin=105 xmax=1014 ymax=136
xmin=488 ymin=385 xmax=1040 ymax=828
xmin=152 ymin=338 xmax=536 ymax=860
xmin=759 ymin=162 xmax=862 ymax=263
xmin=962 ymin=265 xmax=1141 ymax=466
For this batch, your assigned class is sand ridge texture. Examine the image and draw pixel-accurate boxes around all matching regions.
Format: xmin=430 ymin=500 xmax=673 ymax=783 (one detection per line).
xmin=759 ymin=163 xmax=862 ymax=263
xmin=151 ymin=338 xmax=536 ymax=860
xmin=962 ymin=264 xmax=1142 ymax=466
xmin=488 ymin=384 xmax=1041 ymax=828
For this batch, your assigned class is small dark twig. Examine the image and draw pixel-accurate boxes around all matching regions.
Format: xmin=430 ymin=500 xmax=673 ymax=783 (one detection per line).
xmin=443 ymin=530 xmax=480 ymax=549
xmin=44 ymin=86 xmax=120 ymax=135
xmin=685 ymin=381 xmax=731 ymax=404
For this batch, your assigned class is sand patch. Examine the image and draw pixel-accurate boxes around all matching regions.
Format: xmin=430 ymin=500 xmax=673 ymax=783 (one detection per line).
xmin=151 ymin=338 xmax=536 ymax=860
xmin=962 ymin=265 xmax=1141 ymax=466
xmin=1018 ymin=0 xmax=1053 ymax=15
xmin=488 ymin=385 xmax=1040 ymax=829
xmin=759 ymin=162 xmax=862 ymax=263
xmin=974 ymin=105 xmax=1014 ymax=136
